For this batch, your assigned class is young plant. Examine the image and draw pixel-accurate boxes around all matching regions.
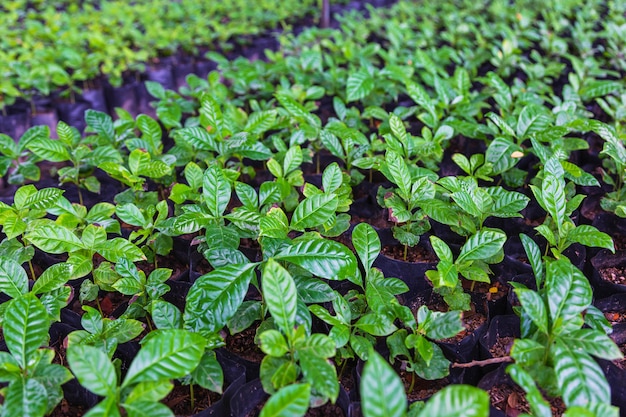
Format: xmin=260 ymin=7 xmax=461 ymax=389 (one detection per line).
xmin=530 ymin=157 xmax=614 ymax=257
xmin=67 ymin=329 xmax=205 ymax=417
xmin=377 ymin=149 xmax=436 ymax=259
xmin=360 ymin=349 xmax=489 ymax=417
xmin=508 ymin=242 xmax=622 ymax=416
xmin=425 ymin=230 xmax=506 ymax=311
xmin=0 ymin=126 xmax=48 ymax=184
xmin=0 ymin=293 xmax=73 ymax=417
xmin=258 ymin=259 xmax=339 ymax=405
xmin=66 ymin=305 xmax=144 ymax=358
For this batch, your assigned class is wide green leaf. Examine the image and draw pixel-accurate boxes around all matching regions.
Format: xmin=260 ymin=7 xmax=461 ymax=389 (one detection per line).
xmin=552 ymin=341 xmax=610 ymax=407
xmin=203 ymin=165 xmax=231 ymax=218
xmin=419 ymin=385 xmax=489 ymax=417
xmin=263 ymin=259 xmax=298 ymax=334
xmin=545 ymin=259 xmax=592 ymax=334
xmin=507 ymin=365 xmax=552 ymax=417
xmin=346 ymin=69 xmax=375 ymax=102
xmin=123 ymin=401 xmax=173 ymax=417
xmin=514 ymin=287 xmax=548 ymax=334
xmin=560 ymin=329 xmax=623 ymax=360
xmin=0 ymin=258 xmax=28 ymax=299
xmin=67 ymin=344 xmax=117 ymax=396
xmin=520 ymin=234 xmax=543 ymax=287
xmin=2 ymin=378 xmax=48 ymax=417
xmin=183 ymin=263 xmax=257 ymax=333
xmin=516 ymin=104 xmax=552 ymax=138
xmin=123 ymin=329 xmax=204 ymax=387
xmin=85 ymin=110 xmax=115 ymax=143
xmin=361 ymin=350 xmax=406 ymax=417
xmin=457 ymin=229 xmax=506 ymax=263
xmin=542 ymin=173 xmax=566 ymax=228
xmin=290 ymin=193 xmax=338 ymax=231
xmin=275 ymin=239 xmax=358 ymax=282
xmin=95 ymin=238 xmax=145 ymax=262
xmin=299 ymin=354 xmax=339 ymax=402
xmin=31 ymin=262 xmax=72 ymax=294
xmin=26 ymin=224 xmax=84 ymax=254
xmin=191 ymin=351 xmax=223 ymax=393
xmin=259 ymin=383 xmax=311 ymax=417
xmin=4 ymin=294 xmax=49 ymax=369
xmin=566 ymin=225 xmax=614 ymax=252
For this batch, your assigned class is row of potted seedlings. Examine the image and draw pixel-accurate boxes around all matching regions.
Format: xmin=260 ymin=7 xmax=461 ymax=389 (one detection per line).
xmin=0 ymin=0 xmax=626 ymax=415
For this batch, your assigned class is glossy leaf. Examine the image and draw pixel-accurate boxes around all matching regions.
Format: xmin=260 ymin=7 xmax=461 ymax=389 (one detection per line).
xmin=419 ymin=385 xmax=489 ymax=417
xmin=457 ymin=229 xmax=506 ymax=263
xmin=352 ymin=223 xmax=381 ymax=272
xmin=259 ymin=383 xmax=311 ymax=417
xmin=361 ymin=350 xmax=406 ymax=417
xmin=275 ymin=239 xmax=358 ymax=282
xmin=520 ymin=234 xmax=543 ymax=287
xmin=263 ymin=259 xmax=298 ymax=334
xmin=299 ymin=354 xmax=339 ymax=402
xmin=4 ymin=294 xmax=49 ymax=369
xmin=67 ymin=344 xmax=117 ymax=396
xmin=0 ymin=258 xmax=28 ymax=299
xmin=27 ymin=224 xmax=83 ymax=254
xmin=291 ymin=193 xmax=338 ymax=231
xmin=203 ymin=165 xmax=231 ymax=218
xmin=552 ymin=341 xmax=610 ymax=407
xmin=123 ymin=329 xmax=204 ymax=387
xmin=514 ymin=287 xmax=548 ymax=334
xmin=346 ymin=69 xmax=375 ymax=102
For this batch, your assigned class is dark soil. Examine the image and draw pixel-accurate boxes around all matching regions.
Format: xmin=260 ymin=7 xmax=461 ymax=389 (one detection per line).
xmin=163 ymin=383 xmax=221 ymax=415
xmin=49 ymin=400 xmax=87 ymax=417
xmin=400 ymin=371 xmax=449 ymax=402
xmin=599 ymin=266 xmax=626 ymax=285
xmin=224 ymin=324 xmax=265 ymax=363
xmin=462 ymin=279 xmax=508 ymax=302
xmin=489 ymin=336 xmax=515 ymax=358
xmin=381 ymin=244 xmax=438 ymax=263
xmin=489 ymin=382 xmax=566 ymax=417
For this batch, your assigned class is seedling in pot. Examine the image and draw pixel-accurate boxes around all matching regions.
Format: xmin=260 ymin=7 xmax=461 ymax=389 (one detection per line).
xmin=425 ymin=229 xmax=506 ymax=311
xmin=361 ymin=349 xmax=489 ymax=417
xmin=0 ymin=294 xmax=73 ymax=417
xmin=530 ymin=157 xmax=614 ymax=258
xmin=67 ymin=329 xmax=205 ymax=417
xmin=310 ymin=224 xmax=409 ymax=366
xmin=376 ymin=149 xmax=436 ymax=260
xmin=0 ymin=126 xmax=48 ymax=185
xmin=508 ymin=242 xmax=622 ymax=416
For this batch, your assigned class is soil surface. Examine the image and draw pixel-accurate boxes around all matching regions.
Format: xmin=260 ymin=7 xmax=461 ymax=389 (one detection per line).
xmin=489 ymin=383 xmax=566 ymax=417
xmin=400 ymin=372 xmax=449 ymax=402
xmin=489 ymin=336 xmax=515 ymax=358
xmin=163 ymin=384 xmax=221 ymax=415
xmin=600 ymin=266 xmax=626 ymax=285
xmin=381 ymin=244 xmax=438 ymax=263
xmin=49 ymin=400 xmax=88 ymax=417
xmin=224 ymin=324 xmax=265 ymax=363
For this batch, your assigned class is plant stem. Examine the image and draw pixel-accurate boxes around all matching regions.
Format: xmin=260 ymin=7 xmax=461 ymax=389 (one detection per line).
xmin=408 ymin=371 xmax=416 ymax=393
xmin=95 ymin=297 xmax=103 ymax=316
xmin=403 ymin=244 xmax=408 ymax=262
xmin=190 ymin=384 xmax=195 ymax=411
xmin=451 ymin=356 xmax=513 ymax=368
xmin=28 ymin=259 xmax=36 ymax=281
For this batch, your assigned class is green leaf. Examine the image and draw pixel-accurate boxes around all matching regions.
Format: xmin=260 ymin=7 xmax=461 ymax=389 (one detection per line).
xmin=67 ymin=344 xmax=117 ymax=396
xmin=299 ymin=354 xmax=339 ymax=402
xmin=24 ymin=187 xmax=63 ymax=210
xmin=95 ymin=238 xmax=145 ymax=262
xmin=457 ymin=229 xmax=506 ymax=263
xmin=291 ymin=193 xmax=338 ymax=231
xmin=184 ymin=263 xmax=257 ymax=333
xmin=116 ymin=204 xmax=146 ymax=227
xmin=32 ymin=262 xmax=72 ymax=294
xmin=419 ymin=385 xmax=489 ymax=417
xmin=520 ymin=234 xmax=543 ymax=287
xmin=406 ymin=81 xmax=436 ymax=121
xmin=347 ymin=69 xmax=375 ymax=102
xmin=507 ymin=365 xmax=552 ymax=417
xmin=201 ymin=167 xmax=230 ymax=218
xmin=227 ymin=300 xmax=263 ymax=334
xmin=322 ymin=163 xmax=343 ymax=193
xmin=260 ymin=329 xmax=289 ymax=357
xmin=418 ymin=306 xmax=464 ymax=340
xmin=361 ymin=349 xmax=407 ymax=417
xmin=125 ymin=380 xmax=173 ymax=404
xmin=386 ymin=151 xmax=411 ymax=199
xmin=4 ymin=294 xmax=49 ymax=369
xmin=542 ymin=174 xmax=566 ymax=228
xmin=516 ymin=104 xmax=552 ymax=138
xmin=85 ymin=110 xmax=115 ymax=143
xmin=430 ymin=236 xmax=453 ymax=263
xmin=514 ymin=287 xmax=548 ymax=334
xmin=352 ymin=223 xmax=381 ymax=272
xmin=83 ymin=396 xmax=122 ymax=417
xmin=26 ymin=137 xmax=70 ymax=162
xmin=2 ymin=378 xmax=48 ymax=417
xmin=191 ymin=351 xmax=223 ymax=393
xmin=566 ymin=225 xmax=614 ymax=252
xmin=560 ymin=329 xmax=623 ymax=360
xmin=123 ymin=401 xmax=173 ymax=417
xmin=123 ymin=329 xmax=204 ymax=387
xmin=552 ymin=341 xmax=610 ymax=407
xmin=485 ymin=137 xmax=521 ymax=174
xmin=545 ymin=259 xmax=592 ymax=333
xmin=275 ymin=239 xmax=358 ymax=282
xmin=259 ymin=383 xmax=311 ymax=417
xmin=27 ymin=224 xmax=84 ymax=254
xmin=263 ymin=259 xmax=298 ymax=334
xmin=0 ymin=258 xmax=28 ymax=299
xmin=150 ymin=300 xmax=182 ymax=330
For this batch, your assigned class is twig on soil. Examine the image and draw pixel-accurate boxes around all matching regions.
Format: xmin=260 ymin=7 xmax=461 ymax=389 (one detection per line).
xmin=451 ymin=356 xmax=513 ymax=368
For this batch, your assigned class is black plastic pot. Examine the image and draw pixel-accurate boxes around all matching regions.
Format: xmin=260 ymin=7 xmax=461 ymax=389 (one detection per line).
xmin=0 ymin=105 xmax=30 ymax=140
xmin=589 ymin=249 xmax=626 ymax=298
xmin=55 ymin=99 xmax=90 ymax=132
xmin=105 ymin=82 xmax=139 ymax=116
xmin=478 ymin=315 xmax=519 ymax=377
xmin=229 ymin=378 xmax=268 ymax=417
xmin=81 ymin=87 xmax=109 ymax=113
